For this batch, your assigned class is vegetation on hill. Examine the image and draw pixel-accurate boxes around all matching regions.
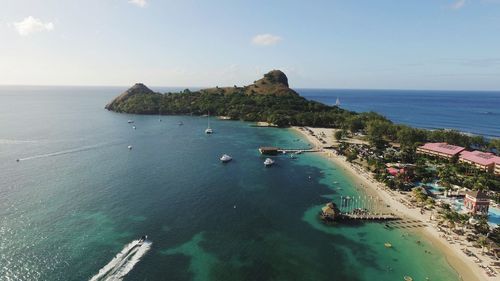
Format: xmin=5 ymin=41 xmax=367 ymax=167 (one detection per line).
xmin=105 ymin=70 xmax=500 ymax=153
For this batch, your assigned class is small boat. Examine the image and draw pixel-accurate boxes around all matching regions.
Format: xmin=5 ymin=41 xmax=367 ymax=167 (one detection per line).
xmin=178 ymin=121 xmax=183 ymax=126
xmin=16 ymin=159 xmax=20 ymax=162
xmin=132 ymin=125 xmax=136 ymax=130
xmin=403 ymin=276 xmax=413 ymax=281
xmin=205 ymin=111 xmax=213 ymax=134
xmin=335 ymin=97 xmax=340 ymax=107
xmin=296 ymin=150 xmax=302 ymax=155
xmin=128 ymin=145 xmax=133 ymax=150
xmin=290 ymin=154 xmax=297 ymax=159
xmin=220 ymin=154 xmax=232 ymax=163
xmin=384 ymin=242 xmax=392 ymax=248
xmin=264 ymin=158 xmax=275 ymax=167
xmin=128 ymin=120 xmax=134 ymax=124
xmin=138 ymin=235 xmax=147 ymax=244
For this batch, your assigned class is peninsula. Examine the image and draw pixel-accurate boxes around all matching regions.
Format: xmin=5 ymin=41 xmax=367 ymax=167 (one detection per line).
xmin=105 ymin=70 xmax=358 ymax=127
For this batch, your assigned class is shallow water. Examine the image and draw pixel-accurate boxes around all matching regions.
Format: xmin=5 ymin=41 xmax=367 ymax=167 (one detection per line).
xmin=0 ymin=86 xmax=460 ymax=280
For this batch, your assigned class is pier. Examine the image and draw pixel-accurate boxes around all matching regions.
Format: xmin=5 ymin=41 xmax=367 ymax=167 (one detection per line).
xmin=320 ymin=195 xmax=400 ymax=222
xmin=338 ymin=213 xmax=399 ymax=221
xmin=259 ymin=146 xmax=319 ymax=155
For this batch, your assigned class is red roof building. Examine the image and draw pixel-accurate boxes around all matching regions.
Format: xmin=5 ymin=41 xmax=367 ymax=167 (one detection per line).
xmin=416 ymin=142 xmax=465 ymax=159
xmin=495 ymin=157 xmax=500 ymax=176
xmin=463 ymin=190 xmax=489 ymax=215
xmin=459 ymin=150 xmax=500 ymax=173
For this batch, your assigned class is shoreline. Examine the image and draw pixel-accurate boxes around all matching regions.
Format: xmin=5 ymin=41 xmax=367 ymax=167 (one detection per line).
xmin=291 ymin=126 xmax=486 ymax=281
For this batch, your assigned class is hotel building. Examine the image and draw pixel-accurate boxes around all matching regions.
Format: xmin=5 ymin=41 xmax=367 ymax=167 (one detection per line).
xmin=416 ymin=142 xmax=465 ymax=159
xmin=459 ymin=150 xmax=500 ymax=173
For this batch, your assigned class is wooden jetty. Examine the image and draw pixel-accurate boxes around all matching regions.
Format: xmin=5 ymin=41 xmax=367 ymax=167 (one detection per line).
xmin=320 ymin=202 xmax=399 ymax=223
xmin=258 ymin=146 xmax=318 ymax=155
xmin=338 ymin=213 xmax=399 ymax=221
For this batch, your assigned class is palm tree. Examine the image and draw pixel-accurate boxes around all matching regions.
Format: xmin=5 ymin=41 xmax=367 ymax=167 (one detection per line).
xmin=477 ymin=236 xmax=488 ymax=255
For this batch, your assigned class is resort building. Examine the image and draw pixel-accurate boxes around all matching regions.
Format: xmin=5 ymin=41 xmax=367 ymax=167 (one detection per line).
xmin=495 ymin=158 xmax=500 ymax=176
xmin=416 ymin=142 xmax=465 ymax=159
xmin=459 ymin=150 xmax=500 ymax=173
xmin=463 ymin=190 xmax=490 ymax=215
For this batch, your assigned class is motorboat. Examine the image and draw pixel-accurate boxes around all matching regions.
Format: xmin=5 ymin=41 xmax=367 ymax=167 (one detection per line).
xmin=264 ymin=158 xmax=275 ymax=166
xmin=220 ymin=154 xmax=232 ymax=163
xmin=128 ymin=120 xmax=134 ymax=124
xmin=205 ymin=111 xmax=213 ymax=134
xmin=178 ymin=121 xmax=183 ymax=126
xmin=138 ymin=235 xmax=147 ymax=244
xmin=132 ymin=125 xmax=136 ymax=130
xmin=128 ymin=145 xmax=133 ymax=150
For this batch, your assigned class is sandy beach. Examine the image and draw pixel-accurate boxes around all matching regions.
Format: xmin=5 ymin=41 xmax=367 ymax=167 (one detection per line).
xmin=292 ymin=126 xmax=491 ymax=281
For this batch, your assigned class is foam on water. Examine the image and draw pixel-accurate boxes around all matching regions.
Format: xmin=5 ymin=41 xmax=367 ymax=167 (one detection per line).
xmin=89 ymin=240 xmax=151 ymax=281
xmin=17 ymin=142 xmax=121 ymax=162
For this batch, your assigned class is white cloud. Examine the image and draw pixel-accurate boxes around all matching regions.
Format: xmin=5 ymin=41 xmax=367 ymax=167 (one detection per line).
xmin=13 ymin=16 xmax=54 ymax=36
xmin=451 ymin=0 xmax=466 ymax=9
xmin=128 ymin=0 xmax=147 ymax=8
xmin=251 ymin=34 xmax=282 ymax=46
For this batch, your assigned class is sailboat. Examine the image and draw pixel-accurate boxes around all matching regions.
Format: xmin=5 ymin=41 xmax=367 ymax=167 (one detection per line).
xmin=335 ymin=97 xmax=340 ymax=107
xmin=205 ymin=111 xmax=213 ymax=134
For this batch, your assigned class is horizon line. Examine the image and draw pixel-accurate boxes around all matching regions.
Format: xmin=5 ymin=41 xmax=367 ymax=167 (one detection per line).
xmin=0 ymin=84 xmax=500 ymax=93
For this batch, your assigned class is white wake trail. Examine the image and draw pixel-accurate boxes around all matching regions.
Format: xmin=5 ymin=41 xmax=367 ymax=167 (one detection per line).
xmin=108 ymin=241 xmax=152 ymax=280
xmin=89 ymin=240 xmax=151 ymax=281
xmin=18 ymin=142 xmax=120 ymax=161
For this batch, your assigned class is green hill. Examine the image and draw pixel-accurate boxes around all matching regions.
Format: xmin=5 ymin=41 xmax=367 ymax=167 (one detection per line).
xmin=105 ymin=70 xmax=358 ymax=127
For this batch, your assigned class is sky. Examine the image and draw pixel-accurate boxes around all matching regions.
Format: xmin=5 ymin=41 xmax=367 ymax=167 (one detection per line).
xmin=1 ymin=0 xmax=500 ymax=90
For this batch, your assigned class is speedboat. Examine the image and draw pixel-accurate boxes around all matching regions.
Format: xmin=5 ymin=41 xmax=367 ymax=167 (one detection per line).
xmin=132 ymin=125 xmax=136 ymax=130
xmin=178 ymin=121 xmax=183 ymax=126
xmin=205 ymin=111 xmax=213 ymax=134
xmin=16 ymin=159 xmax=20 ymax=162
xmin=128 ymin=145 xmax=133 ymax=150
xmin=220 ymin=154 xmax=232 ymax=163
xmin=138 ymin=235 xmax=147 ymax=244
xmin=264 ymin=158 xmax=274 ymax=167
xmin=128 ymin=120 xmax=134 ymax=124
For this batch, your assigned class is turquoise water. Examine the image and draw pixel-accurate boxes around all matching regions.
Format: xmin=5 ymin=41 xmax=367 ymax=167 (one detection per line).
xmin=0 ymin=86 xmax=461 ymax=281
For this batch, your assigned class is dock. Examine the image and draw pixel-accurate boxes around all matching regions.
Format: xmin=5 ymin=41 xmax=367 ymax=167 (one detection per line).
xmin=259 ymin=146 xmax=319 ymax=155
xmin=320 ymin=201 xmax=399 ymax=223
xmin=338 ymin=213 xmax=399 ymax=221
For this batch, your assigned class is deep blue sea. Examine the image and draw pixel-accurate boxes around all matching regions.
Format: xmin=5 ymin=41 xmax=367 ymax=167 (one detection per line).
xmin=298 ymin=89 xmax=500 ymax=139
xmin=2 ymin=86 xmax=497 ymax=281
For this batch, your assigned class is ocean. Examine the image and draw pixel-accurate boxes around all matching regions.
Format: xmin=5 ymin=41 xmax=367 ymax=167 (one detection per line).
xmin=298 ymin=89 xmax=500 ymax=139
xmin=2 ymin=85 xmax=497 ymax=281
